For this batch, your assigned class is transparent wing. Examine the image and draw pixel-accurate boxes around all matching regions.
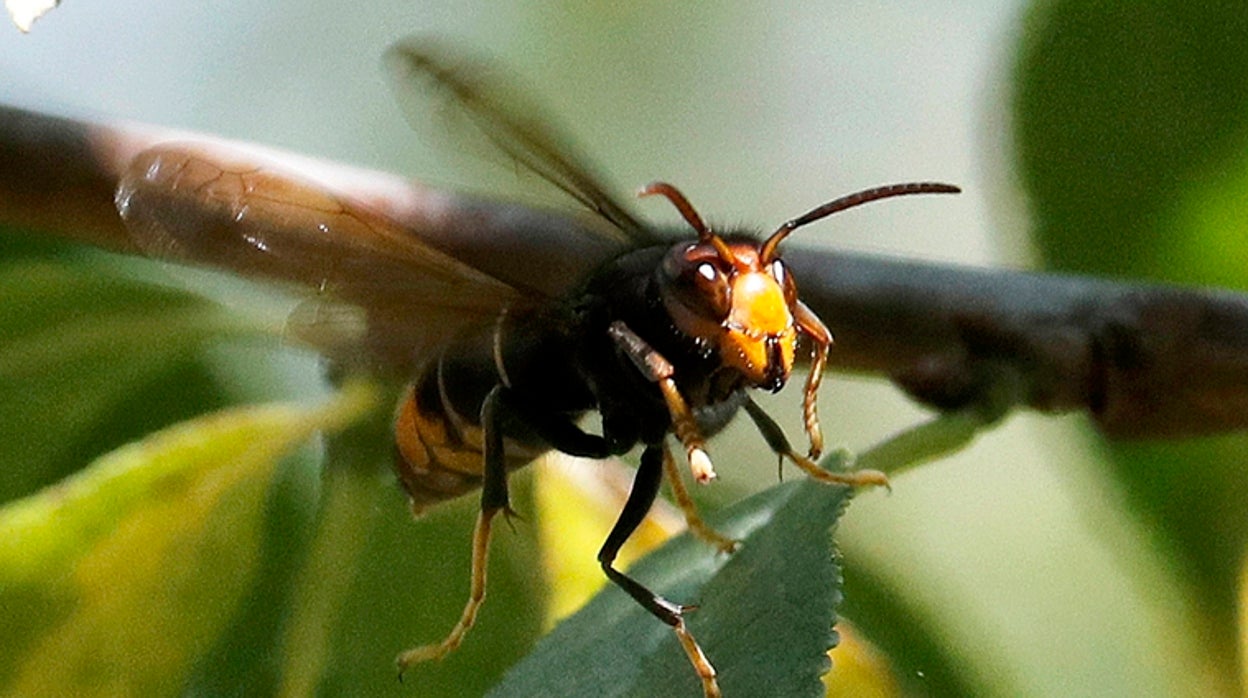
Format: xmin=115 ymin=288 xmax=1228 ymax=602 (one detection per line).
xmin=385 ymin=39 xmax=662 ymax=247
xmin=115 ymin=143 xmax=525 ymax=375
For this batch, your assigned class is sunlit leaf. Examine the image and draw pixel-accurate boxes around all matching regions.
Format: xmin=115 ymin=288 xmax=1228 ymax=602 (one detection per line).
xmin=0 ymin=383 xmax=377 ymax=697
xmin=0 ymin=256 xmax=270 ymax=498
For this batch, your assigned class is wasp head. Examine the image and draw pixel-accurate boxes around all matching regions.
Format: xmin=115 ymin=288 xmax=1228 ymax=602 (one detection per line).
xmin=641 ymin=180 xmax=961 ymax=392
xmin=640 ymin=182 xmax=801 ymax=391
xmin=657 ymin=237 xmax=798 ymax=391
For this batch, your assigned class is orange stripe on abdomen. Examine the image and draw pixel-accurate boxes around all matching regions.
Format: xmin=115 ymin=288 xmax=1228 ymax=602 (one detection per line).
xmin=393 ymin=381 xmax=543 ymax=515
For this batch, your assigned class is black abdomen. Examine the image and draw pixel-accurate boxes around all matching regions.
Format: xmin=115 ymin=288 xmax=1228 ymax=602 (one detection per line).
xmin=392 ymin=307 xmax=592 ymax=514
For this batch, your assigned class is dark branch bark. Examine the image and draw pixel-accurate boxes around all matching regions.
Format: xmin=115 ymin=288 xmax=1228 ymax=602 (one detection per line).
xmin=787 ymin=252 xmax=1248 ymax=438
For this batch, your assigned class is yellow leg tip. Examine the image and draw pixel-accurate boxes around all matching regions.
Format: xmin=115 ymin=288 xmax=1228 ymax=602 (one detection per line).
xmin=695 ymin=526 xmax=741 ymax=555
xmin=842 ymin=468 xmax=890 ymax=490
xmin=395 ymin=643 xmax=448 ymax=674
xmin=673 ymin=617 xmax=721 ymax=698
xmin=811 ymin=467 xmax=890 ymax=491
xmin=788 ymin=453 xmax=892 ymax=491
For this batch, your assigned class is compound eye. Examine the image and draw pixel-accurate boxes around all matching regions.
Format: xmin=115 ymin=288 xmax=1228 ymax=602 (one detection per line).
xmin=770 ymin=259 xmax=785 ymax=285
xmin=660 ymin=243 xmax=733 ymax=322
xmin=683 ymin=260 xmax=730 ymax=319
xmin=770 ymin=258 xmax=797 ymax=303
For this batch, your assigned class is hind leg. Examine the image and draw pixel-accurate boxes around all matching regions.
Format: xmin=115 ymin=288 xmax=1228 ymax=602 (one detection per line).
xmin=396 ymin=384 xmax=512 ymax=675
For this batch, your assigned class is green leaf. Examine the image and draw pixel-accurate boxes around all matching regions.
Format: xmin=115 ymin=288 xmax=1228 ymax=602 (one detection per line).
xmin=0 ymin=254 xmax=270 ymax=498
xmin=1015 ymin=0 xmax=1248 ymax=282
xmin=490 ymin=476 xmax=852 ymax=698
xmin=0 ymin=383 xmax=377 ymax=697
xmin=0 ymin=234 xmax=550 ymax=697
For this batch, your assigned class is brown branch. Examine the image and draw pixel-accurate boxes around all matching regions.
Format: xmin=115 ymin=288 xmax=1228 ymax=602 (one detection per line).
xmin=0 ymin=105 xmax=140 ymax=253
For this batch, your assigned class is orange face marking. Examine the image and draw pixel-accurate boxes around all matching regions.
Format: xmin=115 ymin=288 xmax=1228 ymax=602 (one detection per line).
xmin=728 ymin=271 xmax=792 ymax=335
xmin=721 ymin=271 xmax=796 ymax=388
xmin=659 ymin=239 xmax=801 ymax=390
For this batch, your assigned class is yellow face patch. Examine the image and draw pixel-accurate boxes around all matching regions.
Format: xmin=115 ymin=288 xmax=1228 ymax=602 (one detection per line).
xmin=728 ymin=272 xmax=792 ymax=335
xmin=720 ymin=272 xmax=796 ymax=387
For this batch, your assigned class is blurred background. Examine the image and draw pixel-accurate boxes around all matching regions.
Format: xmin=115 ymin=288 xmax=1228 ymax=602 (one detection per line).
xmin=3 ymin=1 xmax=1248 ymax=696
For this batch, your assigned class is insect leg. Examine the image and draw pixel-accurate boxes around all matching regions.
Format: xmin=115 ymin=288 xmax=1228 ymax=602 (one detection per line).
xmin=742 ymin=396 xmax=890 ymax=489
xmin=396 ymin=385 xmax=510 ymax=676
xmin=660 ymin=442 xmax=739 ymax=554
xmin=498 ymin=391 xmax=621 ymax=459
xmin=599 ymin=444 xmax=721 ymax=698
xmin=607 ymin=320 xmax=717 ymax=483
xmin=792 ymin=300 xmax=830 ymax=459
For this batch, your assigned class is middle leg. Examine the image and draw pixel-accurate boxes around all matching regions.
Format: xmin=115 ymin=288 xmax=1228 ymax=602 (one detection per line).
xmin=598 ymin=444 xmax=721 ymax=698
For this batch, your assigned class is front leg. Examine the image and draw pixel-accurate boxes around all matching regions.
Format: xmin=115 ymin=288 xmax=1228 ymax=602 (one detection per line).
xmin=607 ymin=321 xmax=717 ymax=483
xmin=660 ymin=441 xmax=740 ymax=554
xmin=792 ymin=300 xmax=830 ymax=459
xmin=742 ymin=395 xmax=889 ymax=489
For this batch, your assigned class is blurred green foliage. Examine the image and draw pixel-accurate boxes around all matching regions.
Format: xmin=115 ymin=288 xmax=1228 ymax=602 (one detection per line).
xmin=1016 ymin=0 xmax=1248 ymax=687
